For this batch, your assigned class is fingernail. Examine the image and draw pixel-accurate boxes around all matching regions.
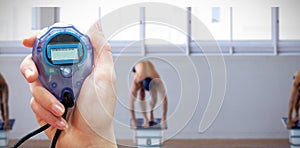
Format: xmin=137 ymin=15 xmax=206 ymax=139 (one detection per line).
xmin=25 ymin=69 xmax=33 ymax=78
xmin=56 ymin=120 xmax=68 ymax=130
xmin=52 ymin=104 xmax=64 ymax=115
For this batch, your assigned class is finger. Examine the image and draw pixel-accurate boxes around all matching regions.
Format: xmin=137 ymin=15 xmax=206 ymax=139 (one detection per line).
xmin=20 ymin=55 xmax=38 ymax=83
xmin=22 ymin=30 xmax=45 ymax=48
xmin=30 ymin=97 xmax=67 ymax=130
xmin=29 ymin=81 xmax=65 ymax=117
xmin=86 ymin=20 xmax=107 ymax=65
xmin=86 ymin=20 xmax=115 ymax=82
xmin=22 ymin=34 xmax=38 ymax=48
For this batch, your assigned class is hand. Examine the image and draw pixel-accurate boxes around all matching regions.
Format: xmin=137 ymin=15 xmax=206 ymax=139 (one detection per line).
xmin=20 ymin=20 xmax=117 ymax=147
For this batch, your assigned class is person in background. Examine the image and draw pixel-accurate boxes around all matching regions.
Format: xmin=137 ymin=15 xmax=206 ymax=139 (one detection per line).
xmin=130 ymin=61 xmax=168 ymax=129
xmin=0 ymin=73 xmax=10 ymax=130
xmin=287 ymin=70 xmax=300 ymax=129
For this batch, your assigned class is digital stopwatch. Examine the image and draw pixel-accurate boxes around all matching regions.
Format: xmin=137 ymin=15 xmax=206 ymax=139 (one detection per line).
xmin=32 ymin=23 xmax=93 ymax=104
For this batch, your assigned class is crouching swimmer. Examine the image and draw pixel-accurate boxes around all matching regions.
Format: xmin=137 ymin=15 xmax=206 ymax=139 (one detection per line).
xmin=288 ymin=70 xmax=300 ymax=129
xmin=130 ymin=61 xmax=168 ymax=129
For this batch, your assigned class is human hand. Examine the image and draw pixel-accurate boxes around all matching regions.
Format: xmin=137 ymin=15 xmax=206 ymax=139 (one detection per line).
xmin=20 ymin=20 xmax=117 ymax=147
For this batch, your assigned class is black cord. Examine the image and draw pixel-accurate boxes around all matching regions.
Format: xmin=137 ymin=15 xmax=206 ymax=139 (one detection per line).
xmin=51 ymin=91 xmax=74 ymax=148
xmin=51 ymin=107 xmax=68 ymax=148
xmin=13 ymin=92 xmax=74 ymax=148
xmin=12 ymin=123 xmax=51 ymax=148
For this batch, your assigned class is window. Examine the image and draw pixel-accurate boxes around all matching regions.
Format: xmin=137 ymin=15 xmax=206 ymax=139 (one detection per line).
xmin=102 ymin=6 xmax=140 ymax=41
xmin=232 ymin=5 xmax=271 ymax=40
xmin=0 ymin=1 xmax=300 ymax=55
xmin=279 ymin=2 xmax=300 ymax=40
xmin=32 ymin=7 xmax=60 ymax=30
xmin=60 ymin=4 xmax=99 ymax=33
xmin=144 ymin=6 xmax=187 ymax=54
xmin=0 ymin=4 xmax=32 ymax=41
xmin=192 ymin=6 xmax=231 ymax=40
xmin=101 ymin=6 xmax=141 ymax=54
xmin=145 ymin=6 xmax=187 ymax=45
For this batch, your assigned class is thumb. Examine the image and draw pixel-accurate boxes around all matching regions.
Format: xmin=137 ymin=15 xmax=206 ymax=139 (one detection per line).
xmin=86 ymin=20 xmax=115 ymax=81
xmin=86 ymin=20 xmax=107 ymax=66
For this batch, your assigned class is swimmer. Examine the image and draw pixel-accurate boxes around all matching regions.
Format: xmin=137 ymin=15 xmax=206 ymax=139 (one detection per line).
xmin=0 ymin=73 xmax=10 ymax=130
xmin=129 ymin=61 xmax=168 ymax=129
xmin=287 ymin=70 xmax=300 ymax=129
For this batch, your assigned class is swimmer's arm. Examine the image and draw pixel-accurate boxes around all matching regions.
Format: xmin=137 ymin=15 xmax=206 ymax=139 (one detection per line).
xmin=130 ymin=82 xmax=138 ymax=121
xmin=130 ymin=96 xmax=136 ymax=122
xmin=162 ymin=96 xmax=168 ymax=121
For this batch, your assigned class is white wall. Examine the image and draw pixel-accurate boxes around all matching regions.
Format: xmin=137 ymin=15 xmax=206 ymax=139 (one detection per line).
xmin=0 ymin=53 xmax=296 ymax=140
xmin=0 ymin=0 xmax=298 ymax=142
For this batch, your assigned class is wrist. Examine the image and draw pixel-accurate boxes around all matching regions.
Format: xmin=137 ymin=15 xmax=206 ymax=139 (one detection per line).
xmin=57 ymin=127 xmax=117 ymax=148
xmin=88 ymin=134 xmax=117 ymax=148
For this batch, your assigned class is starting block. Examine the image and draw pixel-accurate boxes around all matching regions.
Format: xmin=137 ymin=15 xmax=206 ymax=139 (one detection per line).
xmin=131 ymin=118 xmax=167 ymax=148
xmin=282 ymin=117 xmax=300 ymax=148
xmin=0 ymin=119 xmax=15 ymax=147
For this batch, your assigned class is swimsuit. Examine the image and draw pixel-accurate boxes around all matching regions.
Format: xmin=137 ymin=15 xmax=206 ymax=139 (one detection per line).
xmin=142 ymin=77 xmax=152 ymax=91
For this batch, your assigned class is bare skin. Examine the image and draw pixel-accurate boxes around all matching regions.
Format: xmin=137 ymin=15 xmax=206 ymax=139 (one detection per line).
xmin=287 ymin=70 xmax=300 ymax=129
xmin=130 ymin=61 xmax=168 ymax=129
xmin=20 ymin=21 xmax=117 ymax=147
xmin=0 ymin=74 xmax=10 ymax=130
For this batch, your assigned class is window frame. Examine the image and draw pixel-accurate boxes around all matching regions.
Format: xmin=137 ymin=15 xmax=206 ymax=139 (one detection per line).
xmin=1 ymin=7 xmax=300 ymax=56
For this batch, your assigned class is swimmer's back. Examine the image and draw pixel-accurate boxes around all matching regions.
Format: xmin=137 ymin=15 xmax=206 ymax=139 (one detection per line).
xmin=134 ymin=61 xmax=160 ymax=82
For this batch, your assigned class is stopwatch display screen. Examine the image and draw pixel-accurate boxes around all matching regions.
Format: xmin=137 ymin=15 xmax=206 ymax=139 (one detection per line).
xmin=48 ymin=43 xmax=82 ymax=65
xmin=51 ymin=48 xmax=79 ymax=62
xmin=46 ymin=34 xmax=84 ymax=65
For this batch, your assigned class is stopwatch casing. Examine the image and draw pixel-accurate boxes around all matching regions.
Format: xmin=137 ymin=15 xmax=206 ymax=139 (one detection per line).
xmin=32 ymin=23 xmax=93 ymax=102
